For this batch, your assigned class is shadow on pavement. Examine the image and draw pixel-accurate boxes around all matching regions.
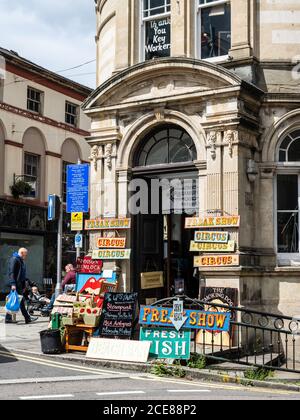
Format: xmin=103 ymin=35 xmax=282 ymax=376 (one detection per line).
xmin=0 ymin=345 xmax=18 ymax=364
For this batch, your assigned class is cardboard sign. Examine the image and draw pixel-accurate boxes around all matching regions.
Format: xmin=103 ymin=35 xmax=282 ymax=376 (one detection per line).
xmin=140 ymin=328 xmax=191 ymax=360
xmin=71 ymin=212 xmax=83 ymax=231
xmin=185 ymin=216 xmax=240 ymax=229
xmin=97 ymin=237 xmax=126 ymax=249
xmin=97 ymin=292 xmax=138 ymax=339
xmin=194 ymin=231 xmax=229 ymax=244
xmin=76 ymin=256 xmax=103 ymax=274
xmin=92 ymin=249 xmax=131 ymax=260
xmin=194 ymin=255 xmax=240 ymax=268
xmin=190 ymin=241 xmax=236 ymax=253
xmin=85 ymin=218 xmax=131 ymax=231
xmin=139 ymin=306 xmax=231 ymax=332
xmin=87 ymin=338 xmax=150 ymax=363
xmin=141 ymin=272 xmax=164 ymax=290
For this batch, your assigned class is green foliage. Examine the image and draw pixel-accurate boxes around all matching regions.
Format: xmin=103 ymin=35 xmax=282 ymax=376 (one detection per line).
xmin=244 ymin=367 xmax=274 ymax=381
xmin=10 ymin=180 xmax=33 ymax=199
xmin=150 ymin=361 xmax=186 ymax=378
xmin=187 ymin=354 xmax=207 ymax=370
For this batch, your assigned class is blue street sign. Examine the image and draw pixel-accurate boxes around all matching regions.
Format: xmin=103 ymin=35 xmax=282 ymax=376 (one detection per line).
xmin=75 ymin=233 xmax=83 ymax=249
xmin=48 ymin=195 xmax=60 ymax=221
xmin=66 ymin=164 xmax=89 ymax=214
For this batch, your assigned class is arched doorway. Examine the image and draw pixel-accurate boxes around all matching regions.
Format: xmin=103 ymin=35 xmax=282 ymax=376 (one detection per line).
xmin=132 ymin=124 xmax=199 ymax=303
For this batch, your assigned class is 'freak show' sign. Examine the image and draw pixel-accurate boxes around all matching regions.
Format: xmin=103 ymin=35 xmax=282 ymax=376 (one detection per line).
xmin=145 ymin=18 xmax=171 ymax=60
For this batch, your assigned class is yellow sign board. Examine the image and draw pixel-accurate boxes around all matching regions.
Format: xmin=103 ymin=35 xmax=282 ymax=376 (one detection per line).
xmin=85 ymin=218 xmax=131 ymax=231
xmin=190 ymin=241 xmax=236 ymax=253
xmin=185 ymin=216 xmax=240 ymax=229
xmin=97 ymin=237 xmax=126 ymax=249
xmin=194 ymin=254 xmax=240 ymax=268
xmin=194 ymin=231 xmax=229 ymax=244
xmin=71 ymin=212 xmax=83 ymax=231
xmin=141 ymin=272 xmax=164 ymax=290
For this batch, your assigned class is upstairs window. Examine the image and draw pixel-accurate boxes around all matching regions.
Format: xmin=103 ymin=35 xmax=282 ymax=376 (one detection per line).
xmin=65 ymin=101 xmax=79 ymax=127
xmin=27 ymin=87 xmax=43 ymax=114
xmin=24 ymin=152 xmax=39 ymax=198
xmin=198 ymin=0 xmax=231 ymax=60
xmin=142 ymin=0 xmax=171 ymax=61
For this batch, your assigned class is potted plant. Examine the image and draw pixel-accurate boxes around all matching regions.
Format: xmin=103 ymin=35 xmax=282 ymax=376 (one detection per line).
xmin=10 ymin=180 xmax=33 ymax=199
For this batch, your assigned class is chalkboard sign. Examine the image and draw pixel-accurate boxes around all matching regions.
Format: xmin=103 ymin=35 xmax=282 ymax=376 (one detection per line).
xmin=97 ymin=293 xmax=138 ymax=339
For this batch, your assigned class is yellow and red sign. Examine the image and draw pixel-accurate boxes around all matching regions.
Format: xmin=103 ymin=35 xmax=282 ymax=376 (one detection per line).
xmin=85 ymin=218 xmax=131 ymax=231
xmin=71 ymin=212 xmax=83 ymax=231
xmin=190 ymin=241 xmax=236 ymax=253
xmin=97 ymin=237 xmax=126 ymax=249
xmin=185 ymin=216 xmax=240 ymax=229
xmin=194 ymin=254 xmax=240 ymax=268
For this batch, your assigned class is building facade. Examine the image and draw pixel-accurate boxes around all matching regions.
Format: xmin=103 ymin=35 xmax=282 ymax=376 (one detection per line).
xmin=0 ymin=47 xmax=92 ymax=293
xmin=84 ymin=0 xmax=300 ymax=315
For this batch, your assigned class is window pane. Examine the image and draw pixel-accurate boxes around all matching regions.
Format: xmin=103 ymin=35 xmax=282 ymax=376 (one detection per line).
xmin=278 ymin=212 xmax=299 ymax=253
xmin=145 ymin=17 xmax=171 ymax=60
xmin=288 ymin=139 xmax=300 ymax=162
xmin=146 ymin=140 xmax=169 ymax=165
xmin=277 ymin=175 xmax=298 ymax=211
xmin=201 ymin=3 xmax=231 ymax=59
xmin=143 ymin=0 xmax=170 ymax=17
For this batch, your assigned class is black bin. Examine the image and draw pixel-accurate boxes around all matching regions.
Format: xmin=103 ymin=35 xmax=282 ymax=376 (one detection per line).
xmin=40 ymin=329 xmax=63 ymax=355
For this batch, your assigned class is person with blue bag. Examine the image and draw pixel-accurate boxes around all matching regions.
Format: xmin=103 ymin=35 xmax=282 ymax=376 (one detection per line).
xmin=5 ymin=248 xmax=38 ymax=325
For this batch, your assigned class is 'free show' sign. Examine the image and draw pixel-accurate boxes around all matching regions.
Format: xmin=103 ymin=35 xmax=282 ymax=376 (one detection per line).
xmin=139 ymin=306 xmax=231 ymax=332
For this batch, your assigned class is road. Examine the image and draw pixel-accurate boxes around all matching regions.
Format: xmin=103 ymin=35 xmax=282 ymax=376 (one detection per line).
xmin=0 ymin=348 xmax=299 ymax=401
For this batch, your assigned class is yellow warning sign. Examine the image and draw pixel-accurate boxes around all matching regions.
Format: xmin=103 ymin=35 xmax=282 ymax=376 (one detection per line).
xmin=71 ymin=212 xmax=83 ymax=231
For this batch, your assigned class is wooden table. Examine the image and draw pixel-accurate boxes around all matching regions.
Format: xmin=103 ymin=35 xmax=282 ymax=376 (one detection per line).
xmin=65 ymin=324 xmax=97 ymax=353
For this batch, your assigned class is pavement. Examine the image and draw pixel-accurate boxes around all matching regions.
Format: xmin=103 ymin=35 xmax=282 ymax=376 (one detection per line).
xmin=1 ymin=305 xmax=300 ymax=400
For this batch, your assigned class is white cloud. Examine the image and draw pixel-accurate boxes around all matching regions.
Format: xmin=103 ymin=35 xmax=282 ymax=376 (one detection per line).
xmin=0 ymin=0 xmax=96 ymax=87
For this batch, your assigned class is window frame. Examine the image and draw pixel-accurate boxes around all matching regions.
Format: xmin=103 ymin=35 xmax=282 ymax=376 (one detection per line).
xmin=196 ymin=0 xmax=231 ymax=62
xmin=27 ymin=86 xmax=43 ymax=114
xmin=65 ymin=101 xmax=79 ymax=127
xmin=62 ymin=161 xmax=71 ymax=203
xmin=23 ymin=152 xmax=40 ymax=199
xmin=140 ymin=0 xmax=171 ymax=62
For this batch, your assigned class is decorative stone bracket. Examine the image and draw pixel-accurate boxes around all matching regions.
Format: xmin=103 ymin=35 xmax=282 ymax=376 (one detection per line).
xmin=89 ymin=143 xmax=117 ymax=171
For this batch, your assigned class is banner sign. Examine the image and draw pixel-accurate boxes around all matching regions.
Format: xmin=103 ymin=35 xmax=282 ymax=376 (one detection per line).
xmin=97 ymin=238 xmax=126 ymax=249
xmin=185 ymin=216 xmax=240 ymax=229
xmin=85 ymin=218 xmax=131 ymax=231
xmin=92 ymin=249 xmax=131 ymax=260
xmin=194 ymin=255 xmax=240 ymax=268
xmin=190 ymin=241 xmax=236 ymax=253
xmin=71 ymin=212 xmax=83 ymax=231
xmin=97 ymin=292 xmax=138 ymax=339
xmin=194 ymin=231 xmax=229 ymax=244
xmin=140 ymin=328 xmax=191 ymax=360
xmin=139 ymin=306 xmax=231 ymax=332
xmin=76 ymin=256 xmax=103 ymax=274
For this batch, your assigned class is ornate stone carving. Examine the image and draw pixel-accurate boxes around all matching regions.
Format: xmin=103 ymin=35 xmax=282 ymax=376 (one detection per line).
xmin=89 ymin=145 xmax=100 ymax=170
xmin=224 ymin=130 xmax=237 ymax=157
xmin=207 ymin=131 xmax=218 ymax=160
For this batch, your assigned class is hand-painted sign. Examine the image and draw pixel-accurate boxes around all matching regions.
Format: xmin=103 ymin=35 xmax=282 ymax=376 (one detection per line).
xmin=92 ymin=249 xmax=131 ymax=260
xmin=71 ymin=212 xmax=83 ymax=231
xmin=194 ymin=255 xmax=240 ymax=268
xmin=85 ymin=218 xmax=131 ymax=231
xmin=97 ymin=237 xmax=126 ymax=249
xmin=145 ymin=17 xmax=171 ymax=61
xmin=97 ymin=292 xmax=138 ymax=339
xmin=139 ymin=306 xmax=231 ymax=332
xmin=76 ymin=256 xmax=103 ymax=274
xmin=140 ymin=328 xmax=191 ymax=360
xmin=190 ymin=241 xmax=236 ymax=253
xmin=194 ymin=231 xmax=229 ymax=244
xmin=185 ymin=216 xmax=240 ymax=229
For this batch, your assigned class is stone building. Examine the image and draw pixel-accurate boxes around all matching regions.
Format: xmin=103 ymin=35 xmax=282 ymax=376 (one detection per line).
xmin=83 ymin=0 xmax=300 ymax=315
xmin=0 ymin=47 xmax=92 ymax=293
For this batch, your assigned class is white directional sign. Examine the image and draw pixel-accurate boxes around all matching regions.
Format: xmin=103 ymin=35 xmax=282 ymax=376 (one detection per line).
xmin=75 ymin=233 xmax=83 ymax=249
xmin=169 ymin=298 xmax=188 ymax=332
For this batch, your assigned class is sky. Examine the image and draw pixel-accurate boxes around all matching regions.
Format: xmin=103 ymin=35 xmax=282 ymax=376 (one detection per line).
xmin=0 ymin=0 xmax=96 ymax=88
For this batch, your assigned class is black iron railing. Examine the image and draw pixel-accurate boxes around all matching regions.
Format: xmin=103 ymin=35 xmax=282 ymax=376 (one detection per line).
xmin=151 ymin=295 xmax=300 ymax=374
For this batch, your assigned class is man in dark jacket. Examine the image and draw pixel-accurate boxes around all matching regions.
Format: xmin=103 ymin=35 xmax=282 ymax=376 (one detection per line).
xmin=6 ymin=248 xmax=37 ymax=324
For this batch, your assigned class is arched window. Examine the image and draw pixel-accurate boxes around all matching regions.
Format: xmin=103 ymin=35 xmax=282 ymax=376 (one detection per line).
xmin=277 ymin=130 xmax=300 ymax=258
xmin=278 ymin=130 xmax=300 ymax=162
xmin=136 ymin=125 xmax=197 ymax=167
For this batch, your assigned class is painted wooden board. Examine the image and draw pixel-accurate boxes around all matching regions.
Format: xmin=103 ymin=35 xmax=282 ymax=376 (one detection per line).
xmin=194 ymin=254 xmax=240 ymax=268
xmin=185 ymin=216 xmax=240 ymax=229
xmin=87 ymin=338 xmax=151 ymax=363
xmin=190 ymin=241 xmax=236 ymax=253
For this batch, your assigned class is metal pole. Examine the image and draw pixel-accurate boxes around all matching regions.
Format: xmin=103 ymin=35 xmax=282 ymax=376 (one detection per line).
xmin=55 ymin=197 xmax=63 ymax=297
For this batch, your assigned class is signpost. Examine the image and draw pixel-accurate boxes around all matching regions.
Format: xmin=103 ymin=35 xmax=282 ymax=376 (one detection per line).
xmin=140 ymin=328 xmax=191 ymax=360
xmin=48 ymin=195 xmax=63 ymax=296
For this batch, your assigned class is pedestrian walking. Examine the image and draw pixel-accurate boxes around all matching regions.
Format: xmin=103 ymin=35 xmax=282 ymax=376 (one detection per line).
xmin=5 ymin=248 xmax=38 ymax=324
